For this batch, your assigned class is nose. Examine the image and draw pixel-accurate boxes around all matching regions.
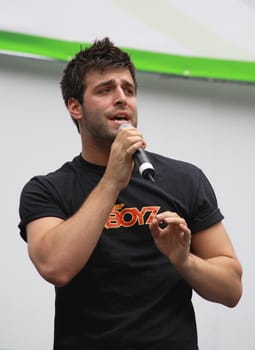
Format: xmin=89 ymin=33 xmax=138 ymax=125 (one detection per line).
xmin=114 ymin=87 xmax=127 ymax=105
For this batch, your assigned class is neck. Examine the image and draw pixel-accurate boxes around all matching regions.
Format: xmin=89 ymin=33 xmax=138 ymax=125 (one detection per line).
xmin=81 ymin=136 xmax=111 ymax=166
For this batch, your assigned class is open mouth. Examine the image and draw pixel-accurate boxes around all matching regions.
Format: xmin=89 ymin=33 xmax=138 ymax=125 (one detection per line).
xmin=111 ymin=115 xmax=130 ymax=125
xmin=112 ymin=115 xmax=129 ymax=121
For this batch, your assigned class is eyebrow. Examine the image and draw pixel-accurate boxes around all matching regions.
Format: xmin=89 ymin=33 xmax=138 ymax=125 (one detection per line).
xmin=94 ymin=79 xmax=135 ymax=90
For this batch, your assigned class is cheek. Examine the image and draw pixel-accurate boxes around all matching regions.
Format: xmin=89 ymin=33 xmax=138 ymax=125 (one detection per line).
xmin=84 ymin=97 xmax=110 ymax=115
xmin=129 ymin=98 xmax=137 ymax=110
xmin=130 ymin=102 xmax=138 ymax=118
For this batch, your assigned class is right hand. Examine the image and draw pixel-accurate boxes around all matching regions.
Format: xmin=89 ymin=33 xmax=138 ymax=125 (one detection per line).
xmin=104 ymin=125 xmax=146 ymax=190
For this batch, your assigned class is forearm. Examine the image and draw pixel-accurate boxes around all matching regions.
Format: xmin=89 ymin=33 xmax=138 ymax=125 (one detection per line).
xmin=174 ymin=253 xmax=243 ymax=307
xmin=28 ymin=128 xmax=141 ymax=286
xmin=29 ymin=177 xmax=120 ymax=286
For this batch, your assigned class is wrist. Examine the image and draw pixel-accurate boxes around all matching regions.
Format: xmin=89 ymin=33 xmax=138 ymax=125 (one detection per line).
xmin=102 ymin=167 xmax=131 ymax=192
xmin=171 ymin=253 xmax=195 ymax=275
xmin=99 ymin=176 xmax=121 ymax=197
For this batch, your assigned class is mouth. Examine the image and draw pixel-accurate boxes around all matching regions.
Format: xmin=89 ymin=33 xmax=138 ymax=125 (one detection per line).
xmin=110 ymin=114 xmax=130 ymax=125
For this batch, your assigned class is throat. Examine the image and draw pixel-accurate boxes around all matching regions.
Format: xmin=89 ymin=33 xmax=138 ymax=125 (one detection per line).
xmin=81 ymin=140 xmax=111 ymax=166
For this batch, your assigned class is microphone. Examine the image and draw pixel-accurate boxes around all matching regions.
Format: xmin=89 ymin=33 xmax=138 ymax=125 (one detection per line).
xmin=119 ymin=124 xmax=155 ymax=182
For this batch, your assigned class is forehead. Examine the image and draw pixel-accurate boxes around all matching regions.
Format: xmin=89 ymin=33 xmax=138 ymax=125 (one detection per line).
xmin=85 ymin=68 xmax=135 ymax=88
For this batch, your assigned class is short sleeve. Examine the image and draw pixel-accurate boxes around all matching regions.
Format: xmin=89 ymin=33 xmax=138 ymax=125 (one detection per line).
xmin=189 ymin=170 xmax=224 ymax=233
xmin=18 ymin=176 xmax=67 ymax=242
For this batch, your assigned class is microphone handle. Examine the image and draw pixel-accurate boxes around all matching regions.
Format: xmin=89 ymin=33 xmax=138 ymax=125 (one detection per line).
xmin=118 ymin=123 xmax=155 ymax=182
xmin=134 ymin=148 xmax=155 ymax=182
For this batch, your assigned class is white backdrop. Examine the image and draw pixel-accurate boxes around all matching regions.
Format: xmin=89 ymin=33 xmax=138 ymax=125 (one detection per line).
xmin=0 ymin=53 xmax=254 ymax=349
xmin=2 ymin=0 xmax=255 ymax=61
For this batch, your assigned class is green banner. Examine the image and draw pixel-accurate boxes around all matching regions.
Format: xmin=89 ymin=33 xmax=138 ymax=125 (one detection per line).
xmin=1 ymin=30 xmax=255 ymax=83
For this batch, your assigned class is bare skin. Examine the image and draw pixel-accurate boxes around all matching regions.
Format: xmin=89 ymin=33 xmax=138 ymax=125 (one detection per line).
xmin=150 ymin=212 xmax=242 ymax=307
xmin=26 ymin=68 xmax=242 ymax=307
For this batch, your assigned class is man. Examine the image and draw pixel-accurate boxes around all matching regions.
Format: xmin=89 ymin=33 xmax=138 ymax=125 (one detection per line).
xmin=19 ymin=38 xmax=242 ymax=349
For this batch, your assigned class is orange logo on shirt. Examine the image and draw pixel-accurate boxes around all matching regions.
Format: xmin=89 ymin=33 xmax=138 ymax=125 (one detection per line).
xmin=105 ymin=203 xmax=160 ymax=229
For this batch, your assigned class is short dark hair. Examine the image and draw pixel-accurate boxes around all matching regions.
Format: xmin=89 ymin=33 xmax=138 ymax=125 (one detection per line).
xmin=60 ymin=37 xmax=137 ymax=131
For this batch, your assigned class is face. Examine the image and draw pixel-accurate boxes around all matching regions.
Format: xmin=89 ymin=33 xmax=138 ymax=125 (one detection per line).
xmin=79 ymin=68 xmax=137 ymax=143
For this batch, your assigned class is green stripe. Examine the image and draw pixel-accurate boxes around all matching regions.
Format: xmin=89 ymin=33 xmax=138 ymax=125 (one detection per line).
xmin=1 ymin=30 xmax=255 ymax=83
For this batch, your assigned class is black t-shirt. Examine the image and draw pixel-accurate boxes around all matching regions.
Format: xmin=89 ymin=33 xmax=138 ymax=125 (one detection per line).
xmin=19 ymin=152 xmax=223 ymax=350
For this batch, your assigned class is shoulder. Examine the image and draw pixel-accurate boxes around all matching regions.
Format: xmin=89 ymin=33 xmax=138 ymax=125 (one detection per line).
xmin=147 ymin=151 xmax=202 ymax=181
xmin=146 ymin=151 xmax=215 ymax=205
xmin=18 ymin=156 xmax=81 ymax=241
xmin=146 ymin=152 xmax=223 ymax=232
xmin=21 ymin=156 xmax=80 ymax=193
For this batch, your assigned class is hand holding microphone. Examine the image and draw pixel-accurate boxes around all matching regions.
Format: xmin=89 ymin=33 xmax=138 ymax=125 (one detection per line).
xmin=119 ymin=124 xmax=155 ymax=182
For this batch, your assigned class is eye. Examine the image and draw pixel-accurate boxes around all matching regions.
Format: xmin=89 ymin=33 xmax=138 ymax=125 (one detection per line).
xmin=124 ymin=87 xmax=135 ymax=96
xmin=98 ymin=87 xmax=112 ymax=94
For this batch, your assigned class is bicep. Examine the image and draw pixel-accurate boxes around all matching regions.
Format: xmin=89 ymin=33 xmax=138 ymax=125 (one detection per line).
xmin=27 ymin=217 xmax=64 ymax=261
xmin=191 ymin=222 xmax=238 ymax=260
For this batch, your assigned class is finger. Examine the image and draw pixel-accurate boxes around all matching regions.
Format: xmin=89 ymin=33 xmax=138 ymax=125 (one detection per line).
xmin=179 ymin=222 xmax=191 ymax=234
xmin=155 ymin=211 xmax=177 ymax=220
xmin=149 ymin=217 xmax=163 ymax=238
xmin=163 ymin=216 xmax=187 ymax=228
xmin=177 ymin=222 xmax=191 ymax=243
xmin=126 ymin=140 xmax=144 ymax=156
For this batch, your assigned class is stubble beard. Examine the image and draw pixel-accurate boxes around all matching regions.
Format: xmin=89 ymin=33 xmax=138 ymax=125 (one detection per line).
xmin=81 ymin=110 xmax=116 ymax=145
xmin=81 ymin=104 xmax=138 ymax=144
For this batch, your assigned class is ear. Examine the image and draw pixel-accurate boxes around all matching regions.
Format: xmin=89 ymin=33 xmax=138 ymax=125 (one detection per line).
xmin=67 ymin=98 xmax=83 ymax=121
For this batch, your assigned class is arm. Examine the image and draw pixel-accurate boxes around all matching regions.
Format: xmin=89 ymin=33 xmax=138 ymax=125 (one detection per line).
xmin=27 ymin=179 xmax=120 ymax=287
xmin=27 ymin=126 xmax=144 ymax=287
xmin=150 ymin=212 xmax=242 ymax=307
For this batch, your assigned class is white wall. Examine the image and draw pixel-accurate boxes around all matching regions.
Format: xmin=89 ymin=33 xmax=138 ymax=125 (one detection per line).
xmin=2 ymin=0 xmax=255 ymax=61
xmin=0 ymin=53 xmax=254 ymax=350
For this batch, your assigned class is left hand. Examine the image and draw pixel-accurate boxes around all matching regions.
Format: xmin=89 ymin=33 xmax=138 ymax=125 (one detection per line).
xmin=149 ymin=211 xmax=191 ymax=267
